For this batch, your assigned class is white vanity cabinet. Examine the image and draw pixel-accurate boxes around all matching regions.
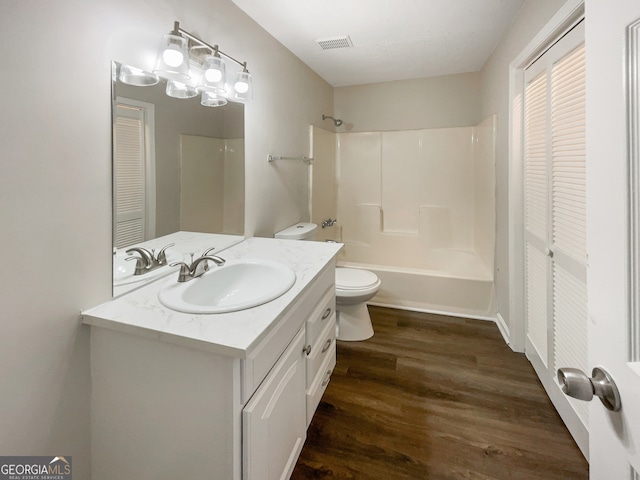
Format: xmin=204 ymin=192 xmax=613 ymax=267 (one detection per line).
xmin=85 ymin=244 xmax=339 ymax=480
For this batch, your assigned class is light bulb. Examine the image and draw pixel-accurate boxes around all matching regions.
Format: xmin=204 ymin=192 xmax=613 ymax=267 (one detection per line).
xmin=235 ymin=80 xmax=249 ymax=93
xmin=205 ymin=68 xmax=223 ymax=83
xmin=163 ymin=48 xmax=184 ymax=68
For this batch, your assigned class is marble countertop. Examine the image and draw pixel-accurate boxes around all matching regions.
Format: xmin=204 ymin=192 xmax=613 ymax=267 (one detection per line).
xmin=85 ymin=236 xmax=343 ymax=358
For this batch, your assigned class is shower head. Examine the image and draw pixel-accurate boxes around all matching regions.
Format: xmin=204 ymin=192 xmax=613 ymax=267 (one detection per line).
xmin=322 ymin=114 xmax=343 ymax=127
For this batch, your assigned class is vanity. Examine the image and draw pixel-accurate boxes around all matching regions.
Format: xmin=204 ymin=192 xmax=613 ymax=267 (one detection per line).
xmin=83 ymin=235 xmax=342 ymax=480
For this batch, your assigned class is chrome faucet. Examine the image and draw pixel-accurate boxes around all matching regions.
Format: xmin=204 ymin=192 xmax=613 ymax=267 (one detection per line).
xmin=125 ymin=243 xmax=176 ymax=276
xmin=125 ymin=247 xmax=154 ymax=275
xmin=171 ymin=252 xmax=226 ymax=283
xmin=321 ymin=218 xmax=338 ymax=228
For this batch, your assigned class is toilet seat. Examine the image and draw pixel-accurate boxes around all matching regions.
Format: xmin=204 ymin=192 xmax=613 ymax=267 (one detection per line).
xmin=335 ymin=268 xmax=381 ymax=298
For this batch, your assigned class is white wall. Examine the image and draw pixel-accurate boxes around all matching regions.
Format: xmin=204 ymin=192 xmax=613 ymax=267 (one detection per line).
xmin=334 ymin=72 xmax=482 ymax=132
xmin=480 ymin=0 xmax=570 ymax=338
xmin=0 ymin=0 xmax=332 ymax=477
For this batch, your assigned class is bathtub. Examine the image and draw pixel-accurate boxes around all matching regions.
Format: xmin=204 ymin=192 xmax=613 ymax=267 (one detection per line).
xmin=338 ymin=249 xmax=495 ymax=319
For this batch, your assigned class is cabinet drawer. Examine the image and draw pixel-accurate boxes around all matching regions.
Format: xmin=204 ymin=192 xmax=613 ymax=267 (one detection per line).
xmin=305 ymin=313 xmax=336 ymax=389
xmin=305 ymin=285 xmax=335 ymax=347
xmin=306 ymin=342 xmax=336 ymax=427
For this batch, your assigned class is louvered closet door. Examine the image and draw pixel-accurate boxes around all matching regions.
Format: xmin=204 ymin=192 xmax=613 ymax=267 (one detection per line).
xmin=523 ymin=21 xmax=588 ymax=438
xmin=524 ymin=63 xmax=549 ymax=365
xmin=549 ymin=38 xmax=588 ymax=424
xmin=114 ymin=103 xmax=147 ymax=248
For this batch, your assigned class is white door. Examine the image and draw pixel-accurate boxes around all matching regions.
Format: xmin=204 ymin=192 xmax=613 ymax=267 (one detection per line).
xmin=243 ymin=329 xmax=306 ymax=480
xmin=113 ymin=98 xmax=156 ymax=248
xmin=583 ymin=1 xmax=640 ymax=477
xmin=523 ymin=20 xmax=589 ymax=452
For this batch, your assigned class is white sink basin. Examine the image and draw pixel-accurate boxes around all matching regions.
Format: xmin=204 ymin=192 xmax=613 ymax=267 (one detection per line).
xmin=114 ymin=249 xmax=183 ymax=286
xmin=158 ymin=259 xmax=296 ymax=314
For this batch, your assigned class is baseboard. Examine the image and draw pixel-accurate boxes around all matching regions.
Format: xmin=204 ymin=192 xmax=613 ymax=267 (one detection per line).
xmin=495 ymin=312 xmax=515 ymax=350
xmin=367 ymin=301 xmax=497 ymax=322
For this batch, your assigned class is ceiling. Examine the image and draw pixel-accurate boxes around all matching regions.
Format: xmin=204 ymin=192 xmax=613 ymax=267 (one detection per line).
xmin=230 ymin=0 xmax=525 ymax=87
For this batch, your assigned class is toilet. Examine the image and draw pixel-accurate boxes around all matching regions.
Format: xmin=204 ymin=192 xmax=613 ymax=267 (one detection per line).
xmin=334 ymin=267 xmax=381 ymax=341
xmin=275 ymin=222 xmax=381 ymax=341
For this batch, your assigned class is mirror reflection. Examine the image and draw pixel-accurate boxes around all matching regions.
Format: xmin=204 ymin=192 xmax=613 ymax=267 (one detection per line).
xmin=112 ymin=62 xmax=245 ymax=295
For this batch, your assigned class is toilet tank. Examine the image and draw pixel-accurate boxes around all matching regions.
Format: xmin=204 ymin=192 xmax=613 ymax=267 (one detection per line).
xmin=274 ymin=223 xmax=318 ymax=241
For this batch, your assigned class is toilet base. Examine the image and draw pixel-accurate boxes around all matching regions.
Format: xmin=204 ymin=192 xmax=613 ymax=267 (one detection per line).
xmin=336 ymin=303 xmax=374 ymax=341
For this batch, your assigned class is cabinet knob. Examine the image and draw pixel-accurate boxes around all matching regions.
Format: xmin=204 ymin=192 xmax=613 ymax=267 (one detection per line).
xmin=321 ymin=338 xmax=333 ymax=353
xmin=303 ymin=344 xmax=312 ymax=355
xmin=322 ymin=307 xmax=332 ymax=320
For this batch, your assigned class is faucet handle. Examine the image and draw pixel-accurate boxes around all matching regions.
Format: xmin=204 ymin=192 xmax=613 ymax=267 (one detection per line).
xmin=321 ymin=218 xmax=338 ymax=228
xmin=156 ymin=243 xmax=176 ymax=264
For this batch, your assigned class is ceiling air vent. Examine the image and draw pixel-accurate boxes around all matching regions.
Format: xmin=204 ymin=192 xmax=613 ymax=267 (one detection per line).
xmin=316 ymin=35 xmax=354 ymax=51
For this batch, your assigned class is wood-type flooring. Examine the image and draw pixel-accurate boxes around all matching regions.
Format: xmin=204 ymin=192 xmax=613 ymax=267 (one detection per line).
xmin=291 ymin=306 xmax=588 ymax=480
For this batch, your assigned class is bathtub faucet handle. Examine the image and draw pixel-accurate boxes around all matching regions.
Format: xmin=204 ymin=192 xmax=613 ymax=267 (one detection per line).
xmin=322 ymin=218 xmax=338 ymax=228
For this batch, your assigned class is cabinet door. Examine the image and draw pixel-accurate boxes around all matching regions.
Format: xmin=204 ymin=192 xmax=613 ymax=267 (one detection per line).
xmin=243 ymin=328 xmax=306 ymax=480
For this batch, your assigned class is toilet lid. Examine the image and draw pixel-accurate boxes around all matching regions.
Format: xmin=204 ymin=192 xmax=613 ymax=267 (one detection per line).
xmin=335 ymin=268 xmax=379 ymax=290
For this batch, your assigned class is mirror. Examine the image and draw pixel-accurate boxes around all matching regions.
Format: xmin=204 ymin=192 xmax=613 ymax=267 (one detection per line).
xmin=112 ymin=62 xmax=245 ymax=295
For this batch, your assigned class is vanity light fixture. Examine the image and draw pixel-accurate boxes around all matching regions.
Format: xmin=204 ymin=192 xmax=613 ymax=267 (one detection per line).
xmin=120 ymin=21 xmax=252 ymax=106
xmin=153 ymin=30 xmax=190 ymax=81
xmin=199 ymin=46 xmax=227 ymax=94
xmin=160 ymin=21 xmax=251 ymax=106
xmin=233 ymin=63 xmax=253 ymax=102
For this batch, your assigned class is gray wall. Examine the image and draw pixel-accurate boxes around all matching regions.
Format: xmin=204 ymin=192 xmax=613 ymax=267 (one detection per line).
xmin=0 ymin=0 xmax=332 ymax=477
xmin=334 ymin=72 xmax=482 ymax=132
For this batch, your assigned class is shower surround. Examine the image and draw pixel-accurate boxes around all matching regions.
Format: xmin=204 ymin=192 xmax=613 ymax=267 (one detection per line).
xmin=311 ymin=115 xmax=496 ymax=318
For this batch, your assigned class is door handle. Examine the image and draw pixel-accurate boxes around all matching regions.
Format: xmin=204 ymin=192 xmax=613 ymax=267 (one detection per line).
xmin=557 ymin=367 xmax=621 ymax=412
